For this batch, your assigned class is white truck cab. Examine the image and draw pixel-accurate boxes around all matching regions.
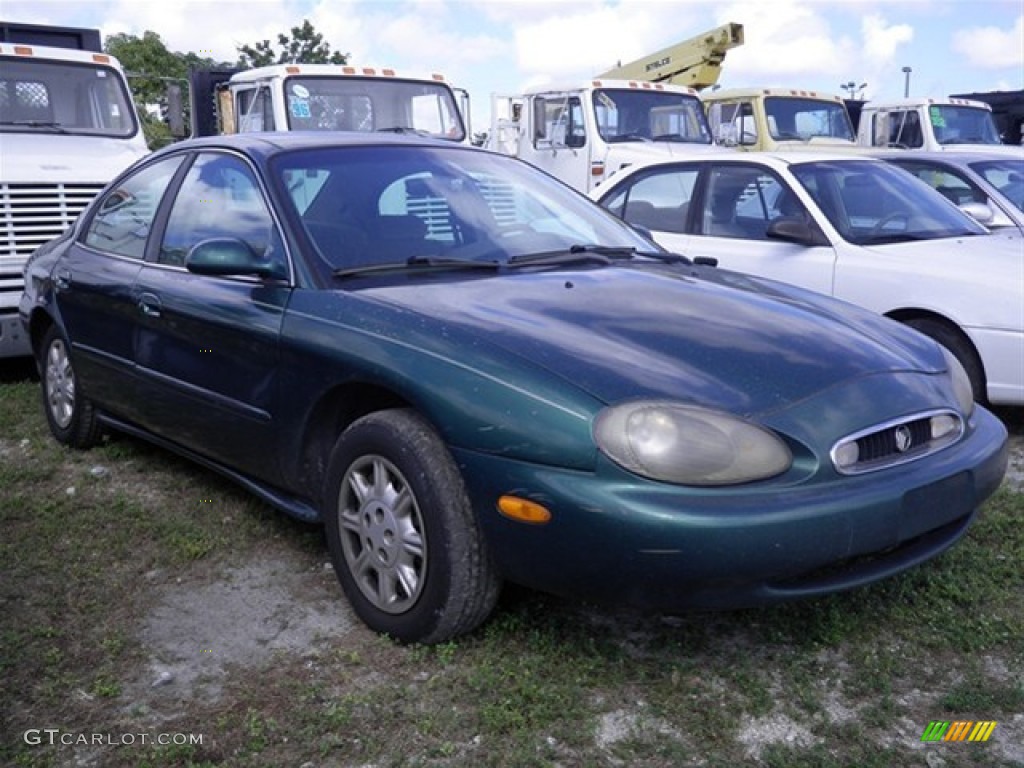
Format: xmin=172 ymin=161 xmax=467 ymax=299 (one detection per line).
xmin=485 ymin=79 xmax=721 ymax=193
xmin=855 ymin=97 xmax=1019 ymax=154
xmin=192 ymin=64 xmax=470 ymax=143
xmin=0 ymin=34 xmax=149 ymax=358
xmin=704 ymin=87 xmax=862 ymax=152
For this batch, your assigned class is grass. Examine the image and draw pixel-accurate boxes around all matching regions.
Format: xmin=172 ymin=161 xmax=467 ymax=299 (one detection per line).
xmin=2 ymin=370 xmax=1022 ymax=767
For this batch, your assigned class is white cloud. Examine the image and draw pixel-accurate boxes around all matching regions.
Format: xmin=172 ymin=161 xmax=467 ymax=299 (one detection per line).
xmin=861 ymin=13 xmax=913 ymax=61
xmin=711 ymin=0 xmax=856 ymax=84
xmin=952 ymin=15 xmax=1024 ymax=69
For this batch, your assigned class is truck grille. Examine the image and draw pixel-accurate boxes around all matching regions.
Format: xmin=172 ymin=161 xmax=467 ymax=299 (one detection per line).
xmin=0 ymin=182 xmax=104 ymax=259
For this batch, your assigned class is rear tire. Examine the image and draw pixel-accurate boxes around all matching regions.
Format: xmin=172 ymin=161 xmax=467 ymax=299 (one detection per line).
xmin=38 ymin=325 xmax=101 ymax=448
xmin=323 ymin=408 xmax=500 ymax=643
xmin=904 ymin=317 xmax=986 ymax=404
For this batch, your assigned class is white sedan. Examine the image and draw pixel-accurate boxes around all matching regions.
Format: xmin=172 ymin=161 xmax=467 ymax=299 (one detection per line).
xmin=593 ymin=153 xmax=1024 ymax=406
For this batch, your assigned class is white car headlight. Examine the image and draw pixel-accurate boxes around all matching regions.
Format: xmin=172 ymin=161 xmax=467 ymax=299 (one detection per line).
xmin=940 ymin=346 xmax=975 ymax=417
xmin=593 ymin=401 xmax=792 ymax=486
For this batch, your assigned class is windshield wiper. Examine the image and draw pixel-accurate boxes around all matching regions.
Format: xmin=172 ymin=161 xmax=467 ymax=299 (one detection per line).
xmin=650 ymin=133 xmax=706 ymax=144
xmin=376 ymin=126 xmax=432 ymax=137
xmin=604 ymin=133 xmax=652 ymax=144
xmin=0 ymin=120 xmax=69 ymax=133
xmin=507 ymin=244 xmax=639 ymax=268
xmin=333 ymin=255 xmax=500 ymax=279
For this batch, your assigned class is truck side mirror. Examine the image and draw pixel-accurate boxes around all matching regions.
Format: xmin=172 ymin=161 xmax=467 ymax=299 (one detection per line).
xmin=166 ymin=83 xmax=186 ymax=139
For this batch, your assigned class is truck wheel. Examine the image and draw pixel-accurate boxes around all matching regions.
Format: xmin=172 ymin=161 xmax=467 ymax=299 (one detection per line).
xmin=323 ymin=408 xmax=501 ymax=644
xmin=38 ymin=326 xmax=101 ymax=448
xmin=905 ymin=317 xmax=986 ymax=404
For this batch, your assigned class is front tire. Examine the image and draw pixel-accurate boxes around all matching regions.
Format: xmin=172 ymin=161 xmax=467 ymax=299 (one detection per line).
xmin=38 ymin=325 xmax=101 ymax=448
xmin=323 ymin=409 xmax=500 ymax=643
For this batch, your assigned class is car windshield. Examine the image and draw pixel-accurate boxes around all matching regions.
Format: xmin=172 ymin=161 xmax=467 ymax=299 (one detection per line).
xmin=789 ymin=159 xmax=989 ymax=245
xmin=764 ymin=97 xmax=855 ymax=142
xmin=0 ymin=57 xmax=137 ymax=138
xmin=592 ymin=88 xmax=711 ymax=144
xmin=272 ymin=145 xmax=657 ymax=273
xmin=969 ymin=158 xmax=1024 ymax=213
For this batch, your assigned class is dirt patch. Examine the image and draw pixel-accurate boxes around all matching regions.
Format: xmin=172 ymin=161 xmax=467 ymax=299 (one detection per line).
xmin=129 ymin=556 xmax=355 ymax=704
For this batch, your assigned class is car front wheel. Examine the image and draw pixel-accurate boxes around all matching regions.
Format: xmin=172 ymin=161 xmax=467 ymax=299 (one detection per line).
xmin=323 ymin=408 xmax=501 ymax=643
xmin=38 ymin=325 xmax=101 ymax=448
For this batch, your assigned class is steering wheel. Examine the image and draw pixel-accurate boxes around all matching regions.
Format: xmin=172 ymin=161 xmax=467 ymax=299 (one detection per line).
xmin=868 ymin=212 xmax=909 ymax=237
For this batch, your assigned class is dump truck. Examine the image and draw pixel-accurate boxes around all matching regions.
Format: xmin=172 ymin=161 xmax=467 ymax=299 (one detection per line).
xmin=854 ymin=97 xmax=1020 ymax=154
xmin=189 ymin=64 xmax=471 ymax=143
xmin=0 ymin=22 xmax=149 ymax=358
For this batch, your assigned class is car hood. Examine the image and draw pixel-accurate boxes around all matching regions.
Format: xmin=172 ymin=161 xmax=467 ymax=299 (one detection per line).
xmin=356 ymin=264 xmax=944 ymax=415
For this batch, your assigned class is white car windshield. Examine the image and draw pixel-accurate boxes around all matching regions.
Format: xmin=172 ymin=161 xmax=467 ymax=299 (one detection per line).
xmin=970 ymin=158 xmax=1024 ymax=213
xmin=789 ymin=160 xmax=989 ymax=245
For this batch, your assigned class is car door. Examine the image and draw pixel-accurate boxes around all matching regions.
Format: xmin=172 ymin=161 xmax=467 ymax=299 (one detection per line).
xmin=56 ymin=155 xmax=186 ymax=419
xmin=684 ymin=163 xmax=838 ymax=296
xmin=598 ymin=164 xmax=697 ymax=255
xmin=132 ymin=150 xmax=292 ymax=480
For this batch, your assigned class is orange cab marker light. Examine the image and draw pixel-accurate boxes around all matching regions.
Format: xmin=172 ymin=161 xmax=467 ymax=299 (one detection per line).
xmin=92 ymin=54 xmax=110 ymax=64
xmin=498 ymin=495 xmax=552 ymax=524
xmin=285 ymin=66 xmax=300 ymax=74
xmin=14 ymin=45 xmax=33 ymax=56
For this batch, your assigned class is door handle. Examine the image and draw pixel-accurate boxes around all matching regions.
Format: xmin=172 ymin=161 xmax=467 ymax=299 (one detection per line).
xmin=138 ymin=292 xmax=162 ymax=318
xmin=54 ymin=269 xmax=71 ymax=290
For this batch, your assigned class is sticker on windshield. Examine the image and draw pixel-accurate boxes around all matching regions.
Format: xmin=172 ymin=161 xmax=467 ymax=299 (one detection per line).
xmin=290 ymin=100 xmax=312 ymax=119
xmin=929 ymin=106 xmax=945 ymax=127
xmin=291 ymin=84 xmax=310 ymax=99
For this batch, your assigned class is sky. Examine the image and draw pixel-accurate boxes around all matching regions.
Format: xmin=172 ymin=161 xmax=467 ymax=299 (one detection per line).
xmin=4 ymin=0 xmax=1022 ymax=133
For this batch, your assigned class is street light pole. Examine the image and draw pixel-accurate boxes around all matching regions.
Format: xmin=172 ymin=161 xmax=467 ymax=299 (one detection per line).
xmin=902 ymin=66 xmax=912 ymax=98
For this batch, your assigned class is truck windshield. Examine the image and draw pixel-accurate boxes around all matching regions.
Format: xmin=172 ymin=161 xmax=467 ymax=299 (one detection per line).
xmin=283 ymin=77 xmax=466 ymax=142
xmin=764 ymin=97 xmax=855 ymax=142
xmin=592 ymin=89 xmax=711 ymax=144
xmin=0 ymin=57 xmax=137 ymax=138
xmin=930 ymin=105 xmax=1001 ymax=145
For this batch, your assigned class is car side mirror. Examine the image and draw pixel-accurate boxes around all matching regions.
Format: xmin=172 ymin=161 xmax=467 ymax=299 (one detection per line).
xmin=186 ymin=238 xmax=286 ymax=280
xmin=765 ymin=217 xmax=829 ymax=247
xmin=958 ymin=202 xmax=994 ymax=226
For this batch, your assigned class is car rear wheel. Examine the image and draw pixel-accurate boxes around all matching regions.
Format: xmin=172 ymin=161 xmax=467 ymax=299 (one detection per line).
xmin=323 ymin=408 xmax=501 ymax=643
xmin=38 ymin=326 xmax=101 ymax=448
xmin=905 ymin=317 xmax=986 ymax=404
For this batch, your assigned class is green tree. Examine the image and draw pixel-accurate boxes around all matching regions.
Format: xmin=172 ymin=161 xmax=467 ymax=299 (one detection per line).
xmin=105 ymin=31 xmax=229 ymax=148
xmin=237 ymin=19 xmax=348 ymax=67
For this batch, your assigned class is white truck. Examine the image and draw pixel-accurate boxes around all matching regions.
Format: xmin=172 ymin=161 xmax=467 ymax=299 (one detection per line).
xmin=854 ymin=97 xmax=1020 ymax=154
xmin=485 ymin=79 xmax=721 ymax=193
xmin=0 ymin=23 xmax=150 ymax=358
xmin=704 ymin=87 xmax=863 ymax=153
xmin=189 ymin=64 xmax=470 ymax=143
xmin=483 ymin=23 xmax=744 ymax=193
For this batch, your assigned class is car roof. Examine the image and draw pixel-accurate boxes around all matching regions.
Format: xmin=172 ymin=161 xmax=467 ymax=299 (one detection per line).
xmin=872 ymin=150 xmax=1024 ymax=166
xmin=148 ymin=131 xmax=473 ymax=163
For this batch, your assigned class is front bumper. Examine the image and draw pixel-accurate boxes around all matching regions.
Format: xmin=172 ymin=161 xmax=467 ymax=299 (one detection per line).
xmin=454 ymin=405 xmax=1008 ymax=611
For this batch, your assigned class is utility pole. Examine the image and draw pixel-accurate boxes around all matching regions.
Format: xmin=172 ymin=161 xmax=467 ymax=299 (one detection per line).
xmin=902 ymin=66 xmax=912 ymax=98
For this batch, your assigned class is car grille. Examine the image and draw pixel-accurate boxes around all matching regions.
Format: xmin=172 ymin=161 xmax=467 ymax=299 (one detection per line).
xmin=0 ymin=182 xmax=104 ymax=259
xmin=830 ymin=409 xmax=964 ymax=475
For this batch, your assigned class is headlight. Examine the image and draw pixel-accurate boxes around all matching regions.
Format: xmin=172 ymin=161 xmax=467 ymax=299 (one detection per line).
xmin=941 ymin=346 xmax=975 ymax=417
xmin=593 ymin=401 xmax=792 ymax=486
